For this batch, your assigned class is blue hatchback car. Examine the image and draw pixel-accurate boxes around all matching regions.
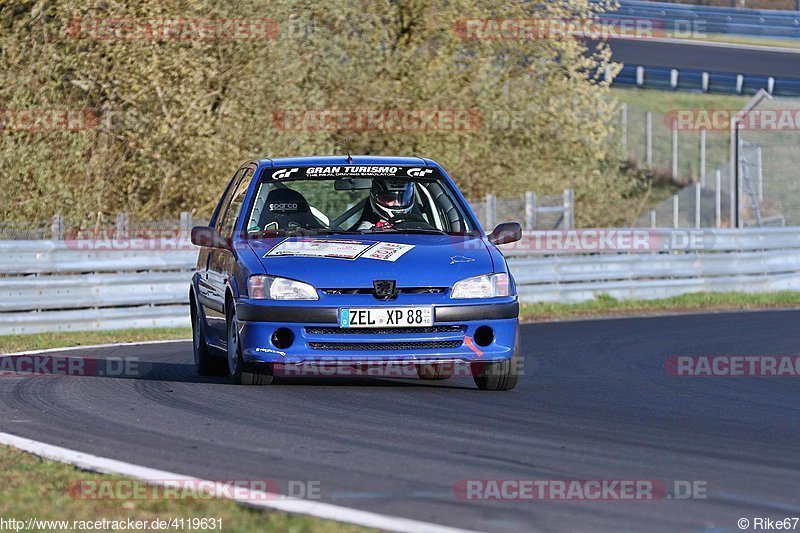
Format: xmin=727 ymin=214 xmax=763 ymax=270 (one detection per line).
xmin=189 ymin=156 xmax=523 ymax=390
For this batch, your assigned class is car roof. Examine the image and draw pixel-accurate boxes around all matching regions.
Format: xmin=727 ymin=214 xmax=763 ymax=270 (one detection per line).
xmin=254 ymin=155 xmax=433 ymax=167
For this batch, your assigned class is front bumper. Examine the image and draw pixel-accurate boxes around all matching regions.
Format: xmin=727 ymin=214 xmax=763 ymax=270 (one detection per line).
xmin=236 ymin=299 xmax=518 ymax=365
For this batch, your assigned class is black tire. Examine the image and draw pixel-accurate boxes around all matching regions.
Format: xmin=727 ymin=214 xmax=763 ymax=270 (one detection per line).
xmin=226 ymin=301 xmax=274 ymax=386
xmin=416 ymin=362 xmax=454 ymax=380
xmin=471 ymin=330 xmax=521 ymax=391
xmin=192 ymin=301 xmax=227 ymax=376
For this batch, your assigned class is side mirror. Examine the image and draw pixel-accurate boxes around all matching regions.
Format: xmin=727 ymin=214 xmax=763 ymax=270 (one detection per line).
xmin=191 ymin=226 xmax=231 ymax=250
xmin=488 ymin=222 xmax=522 ymax=245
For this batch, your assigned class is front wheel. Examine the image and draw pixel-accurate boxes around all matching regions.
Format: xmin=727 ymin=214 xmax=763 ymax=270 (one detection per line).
xmin=471 ymin=330 xmax=521 ymax=391
xmin=227 ymin=303 xmax=274 ymax=386
xmin=192 ymin=302 xmax=227 ymax=376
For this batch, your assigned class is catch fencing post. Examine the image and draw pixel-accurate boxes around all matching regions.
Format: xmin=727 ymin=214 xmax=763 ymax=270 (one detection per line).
xmin=715 ymin=168 xmax=722 ymax=228
xmin=115 ymin=212 xmax=129 ymax=240
xmin=673 ymin=194 xmax=680 ymax=228
xmin=563 ymin=189 xmax=574 ymax=231
xmin=50 ymin=215 xmax=64 ymax=241
xmin=700 ymin=128 xmax=707 ymax=187
xmin=672 ymin=119 xmax=679 ymax=181
xmin=650 ymin=209 xmax=657 ymax=228
xmin=646 ymin=111 xmax=653 ymax=168
xmin=485 ymin=193 xmax=496 ymax=231
xmin=756 ymin=146 xmax=763 ymax=201
xmin=695 ymin=182 xmax=702 ymax=228
xmin=180 ymin=211 xmax=193 ymax=240
xmin=524 ymin=191 xmax=536 ymax=230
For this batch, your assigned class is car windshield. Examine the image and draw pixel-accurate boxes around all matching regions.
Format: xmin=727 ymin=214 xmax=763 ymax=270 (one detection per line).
xmin=244 ymin=166 xmax=476 ymax=235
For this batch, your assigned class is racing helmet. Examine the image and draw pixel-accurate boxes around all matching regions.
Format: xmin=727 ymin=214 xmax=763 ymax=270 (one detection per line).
xmin=369 ymin=179 xmax=416 ymax=219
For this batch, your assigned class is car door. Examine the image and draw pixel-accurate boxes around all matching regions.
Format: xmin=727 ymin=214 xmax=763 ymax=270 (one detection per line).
xmin=206 ymin=167 xmax=255 ymax=344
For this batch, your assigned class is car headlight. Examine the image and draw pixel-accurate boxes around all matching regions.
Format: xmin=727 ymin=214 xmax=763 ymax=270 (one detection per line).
xmin=450 ymin=273 xmax=510 ymax=299
xmin=248 ymin=275 xmax=318 ymax=300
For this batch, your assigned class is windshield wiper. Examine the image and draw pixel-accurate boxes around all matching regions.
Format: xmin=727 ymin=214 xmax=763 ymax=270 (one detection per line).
xmin=369 ymin=228 xmax=448 ymax=235
xmin=248 ymin=227 xmax=361 ymax=237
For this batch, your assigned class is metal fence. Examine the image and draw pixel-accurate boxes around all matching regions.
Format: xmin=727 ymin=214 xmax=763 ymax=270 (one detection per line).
xmin=609 ymin=0 xmax=800 ymax=38
xmin=626 ymin=90 xmax=800 ymax=229
xmin=1 ymin=227 xmax=799 ymax=333
xmin=469 ymin=191 xmax=574 ymax=231
xmin=735 ymin=92 xmax=800 ymax=228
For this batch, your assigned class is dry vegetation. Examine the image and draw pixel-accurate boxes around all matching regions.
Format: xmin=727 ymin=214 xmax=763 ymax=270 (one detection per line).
xmin=0 ymin=0 xmax=650 ymax=228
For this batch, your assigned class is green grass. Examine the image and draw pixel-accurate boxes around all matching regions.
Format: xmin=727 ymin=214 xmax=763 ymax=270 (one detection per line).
xmin=0 ymin=328 xmax=191 ymax=354
xmin=520 ymin=291 xmax=800 ymax=321
xmin=611 ymin=87 xmax=748 ymax=117
xmin=610 ymin=88 xmax=747 ymax=222
xmin=0 ymin=445 xmax=372 ymax=533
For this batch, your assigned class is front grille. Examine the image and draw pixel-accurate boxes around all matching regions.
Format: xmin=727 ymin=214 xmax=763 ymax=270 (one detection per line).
xmin=308 ymin=340 xmax=463 ymax=351
xmin=305 ymin=325 xmax=465 ymax=335
xmin=321 ymin=287 xmax=447 ymax=295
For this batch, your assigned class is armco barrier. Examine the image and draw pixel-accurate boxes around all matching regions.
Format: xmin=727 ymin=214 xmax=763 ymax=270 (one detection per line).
xmin=0 ymin=240 xmax=198 ymax=335
xmin=503 ymin=227 xmax=800 ymax=303
xmin=613 ymin=65 xmax=800 ymax=97
xmin=608 ymin=0 xmax=800 ymax=39
xmin=0 ymin=228 xmax=799 ymax=334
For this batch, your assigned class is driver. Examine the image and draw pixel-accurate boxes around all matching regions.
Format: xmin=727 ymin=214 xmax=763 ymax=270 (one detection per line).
xmin=356 ymin=179 xmax=416 ymax=230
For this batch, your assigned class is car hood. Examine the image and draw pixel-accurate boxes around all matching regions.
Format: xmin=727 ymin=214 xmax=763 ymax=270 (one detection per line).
xmin=248 ymin=234 xmax=493 ymax=288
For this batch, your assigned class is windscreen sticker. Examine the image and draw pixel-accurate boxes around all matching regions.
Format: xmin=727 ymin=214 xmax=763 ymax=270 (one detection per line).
xmin=264 ymin=238 xmax=415 ymax=261
xmin=265 ymin=238 xmax=376 ymax=260
xmin=363 ymin=242 xmax=415 ymax=262
xmin=270 ymin=165 xmax=440 ymax=180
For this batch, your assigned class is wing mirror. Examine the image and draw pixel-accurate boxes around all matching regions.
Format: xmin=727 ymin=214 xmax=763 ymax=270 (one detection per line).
xmin=191 ymin=226 xmax=231 ymax=250
xmin=488 ymin=222 xmax=522 ymax=245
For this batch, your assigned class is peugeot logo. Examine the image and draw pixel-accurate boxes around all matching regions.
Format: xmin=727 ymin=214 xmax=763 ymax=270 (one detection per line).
xmin=373 ymin=280 xmax=397 ymax=300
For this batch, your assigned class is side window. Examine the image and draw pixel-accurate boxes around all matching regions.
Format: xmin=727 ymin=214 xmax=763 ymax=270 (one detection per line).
xmin=219 ymin=168 xmax=254 ymax=238
xmin=210 ymin=169 xmax=243 ymax=228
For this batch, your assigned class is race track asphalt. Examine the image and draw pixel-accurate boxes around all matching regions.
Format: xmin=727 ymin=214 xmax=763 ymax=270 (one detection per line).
xmin=596 ymin=39 xmax=800 ymax=78
xmin=1 ymin=310 xmax=799 ymax=532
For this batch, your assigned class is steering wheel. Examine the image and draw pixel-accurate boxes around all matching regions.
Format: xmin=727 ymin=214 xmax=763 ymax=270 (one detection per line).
xmin=390 ymin=212 xmax=436 ymax=230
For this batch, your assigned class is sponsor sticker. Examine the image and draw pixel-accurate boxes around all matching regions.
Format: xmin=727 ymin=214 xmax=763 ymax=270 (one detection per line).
xmin=264 ymin=238 xmax=415 ymax=261
xmin=363 ymin=242 xmax=414 ymax=262
xmin=269 ymin=165 xmax=440 ymax=180
xmin=265 ymin=238 xmax=375 ymax=260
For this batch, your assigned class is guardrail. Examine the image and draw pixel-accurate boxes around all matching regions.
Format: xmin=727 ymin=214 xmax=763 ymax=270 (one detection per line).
xmin=1 ymin=228 xmax=798 ymax=334
xmin=613 ymin=65 xmax=800 ymax=96
xmin=0 ymin=241 xmax=198 ymax=335
xmin=503 ymin=227 xmax=800 ymax=303
xmin=609 ymin=0 xmax=800 ymax=39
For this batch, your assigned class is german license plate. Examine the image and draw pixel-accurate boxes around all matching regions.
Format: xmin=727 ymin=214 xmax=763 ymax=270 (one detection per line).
xmin=339 ymin=307 xmax=433 ymax=328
